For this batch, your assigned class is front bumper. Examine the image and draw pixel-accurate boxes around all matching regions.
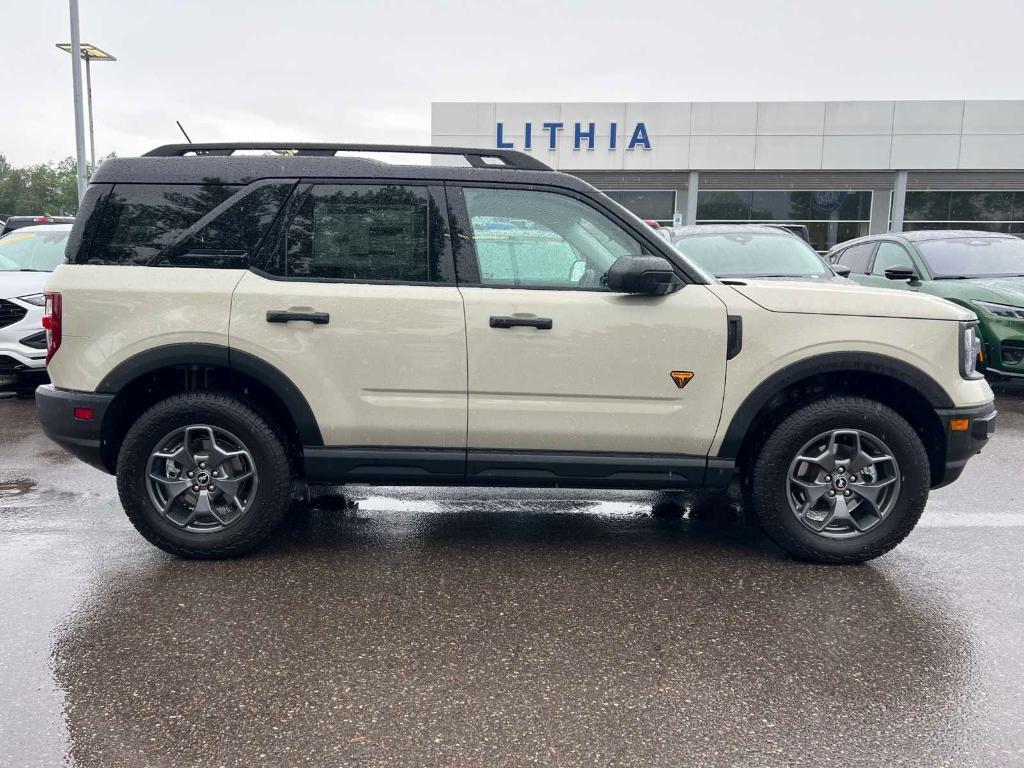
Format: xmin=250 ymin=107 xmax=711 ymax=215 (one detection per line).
xmin=0 ymin=308 xmax=48 ymax=389
xmin=979 ymin=316 xmax=1024 ymax=378
xmin=35 ymin=385 xmax=116 ymax=473
xmin=0 ymin=356 xmax=48 ymax=390
xmin=932 ymin=401 xmax=997 ymax=488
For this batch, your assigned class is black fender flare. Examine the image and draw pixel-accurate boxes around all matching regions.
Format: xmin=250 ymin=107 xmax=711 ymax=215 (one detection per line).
xmin=717 ymin=352 xmax=953 ymax=459
xmin=96 ymin=342 xmax=323 ymax=445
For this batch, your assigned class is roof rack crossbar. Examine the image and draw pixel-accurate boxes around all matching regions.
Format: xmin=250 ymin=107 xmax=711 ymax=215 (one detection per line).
xmin=142 ymin=143 xmax=552 ymax=171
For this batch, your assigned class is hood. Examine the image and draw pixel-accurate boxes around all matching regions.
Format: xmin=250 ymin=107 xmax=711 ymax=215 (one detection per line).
xmin=925 ymin=276 xmax=1024 ymax=306
xmin=0 ymin=270 xmax=50 ymax=300
xmin=731 ymin=279 xmax=974 ymax=322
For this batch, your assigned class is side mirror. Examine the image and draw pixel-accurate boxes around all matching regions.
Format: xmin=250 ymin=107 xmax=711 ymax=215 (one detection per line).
xmin=884 ymin=265 xmax=917 ymax=281
xmin=832 ymin=264 xmax=852 ymax=278
xmin=606 ymin=255 xmax=682 ymax=295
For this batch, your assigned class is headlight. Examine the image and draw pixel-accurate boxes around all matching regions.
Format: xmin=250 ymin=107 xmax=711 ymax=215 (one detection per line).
xmin=960 ymin=321 xmax=983 ymax=379
xmin=972 ymin=300 xmax=1024 ymax=319
xmin=16 ymin=293 xmax=45 ymax=307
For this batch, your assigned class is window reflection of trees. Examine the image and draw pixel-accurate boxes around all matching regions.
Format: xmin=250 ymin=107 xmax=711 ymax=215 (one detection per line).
xmin=92 ymin=180 xmax=237 ymax=264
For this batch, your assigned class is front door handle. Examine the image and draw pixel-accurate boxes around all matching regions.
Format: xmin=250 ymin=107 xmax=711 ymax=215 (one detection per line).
xmin=266 ymin=310 xmax=330 ymax=324
xmin=490 ymin=316 xmax=553 ymax=330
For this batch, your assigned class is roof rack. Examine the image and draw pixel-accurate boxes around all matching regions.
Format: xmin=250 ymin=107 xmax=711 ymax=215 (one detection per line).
xmin=142 ymin=143 xmax=552 ymax=171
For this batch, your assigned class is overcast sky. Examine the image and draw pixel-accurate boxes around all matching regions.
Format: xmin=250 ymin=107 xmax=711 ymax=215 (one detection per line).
xmin=3 ymin=0 xmax=1023 ymax=166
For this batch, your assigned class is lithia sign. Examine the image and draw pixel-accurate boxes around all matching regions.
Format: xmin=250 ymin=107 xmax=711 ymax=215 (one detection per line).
xmin=496 ymin=121 xmax=652 ymax=151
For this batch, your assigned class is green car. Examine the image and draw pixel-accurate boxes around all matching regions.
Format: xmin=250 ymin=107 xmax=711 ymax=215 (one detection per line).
xmin=827 ymin=230 xmax=1024 ymax=380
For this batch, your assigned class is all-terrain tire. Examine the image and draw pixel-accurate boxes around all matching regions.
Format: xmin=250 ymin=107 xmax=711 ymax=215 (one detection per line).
xmin=749 ymin=396 xmax=930 ymax=564
xmin=117 ymin=392 xmax=292 ymax=558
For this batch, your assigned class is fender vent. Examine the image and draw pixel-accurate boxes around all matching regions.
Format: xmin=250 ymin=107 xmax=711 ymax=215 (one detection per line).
xmin=0 ymin=299 xmax=28 ymax=329
xmin=727 ymin=315 xmax=743 ymax=360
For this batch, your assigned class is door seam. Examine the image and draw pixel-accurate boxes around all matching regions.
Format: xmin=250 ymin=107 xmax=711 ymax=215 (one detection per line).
xmin=457 ymin=284 xmax=470 ymax=480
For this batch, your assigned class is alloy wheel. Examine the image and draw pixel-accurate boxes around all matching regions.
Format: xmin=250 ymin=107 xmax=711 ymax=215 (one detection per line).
xmin=145 ymin=424 xmax=258 ymax=533
xmin=787 ymin=428 xmax=901 ymax=539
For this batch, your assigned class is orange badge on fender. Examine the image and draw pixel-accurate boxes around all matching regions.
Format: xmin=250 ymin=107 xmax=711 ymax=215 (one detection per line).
xmin=670 ymin=371 xmax=694 ymax=389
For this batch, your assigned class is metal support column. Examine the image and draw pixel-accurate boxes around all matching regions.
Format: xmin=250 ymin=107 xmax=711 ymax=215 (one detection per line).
xmin=890 ymin=170 xmax=908 ymax=232
xmin=685 ymin=170 xmax=700 ymax=225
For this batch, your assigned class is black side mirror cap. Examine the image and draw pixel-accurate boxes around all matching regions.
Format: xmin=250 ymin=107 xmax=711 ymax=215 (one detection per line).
xmin=833 ymin=264 xmax=852 ymax=277
xmin=606 ymin=255 xmax=683 ymax=295
xmin=884 ymin=265 xmax=917 ymax=281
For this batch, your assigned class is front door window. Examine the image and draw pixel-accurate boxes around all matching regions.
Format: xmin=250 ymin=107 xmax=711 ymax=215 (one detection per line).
xmin=461 ymin=187 xmax=641 ymax=290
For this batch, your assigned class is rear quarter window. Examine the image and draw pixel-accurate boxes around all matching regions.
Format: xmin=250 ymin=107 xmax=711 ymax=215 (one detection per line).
xmin=83 ymin=182 xmax=294 ymax=267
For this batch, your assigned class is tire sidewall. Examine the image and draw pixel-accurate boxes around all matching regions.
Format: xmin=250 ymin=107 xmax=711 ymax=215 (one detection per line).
xmin=118 ymin=395 xmax=290 ymax=556
xmin=753 ymin=398 xmax=930 ymax=561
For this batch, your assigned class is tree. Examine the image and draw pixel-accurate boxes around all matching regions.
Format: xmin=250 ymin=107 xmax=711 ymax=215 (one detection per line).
xmin=0 ymin=153 xmax=115 ymax=219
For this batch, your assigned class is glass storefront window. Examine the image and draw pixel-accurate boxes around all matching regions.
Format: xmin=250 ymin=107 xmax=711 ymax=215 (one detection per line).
xmin=902 ymin=191 xmax=1024 ymax=233
xmin=696 ymin=190 xmax=872 ymax=252
xmin=601 ymin=190 xmax=676 ymax=225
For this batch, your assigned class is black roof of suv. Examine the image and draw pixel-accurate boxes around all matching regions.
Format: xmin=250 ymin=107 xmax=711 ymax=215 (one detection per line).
xmin=91 ymin=143 xmax=588 ymax=190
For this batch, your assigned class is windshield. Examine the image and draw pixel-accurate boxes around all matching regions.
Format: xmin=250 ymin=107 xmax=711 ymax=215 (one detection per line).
xmin=916 ymin=236 xmax=1024 ymax=278
xmin=671 ymin=233 xmax=830 ymax=278
xmin=0 ymin=228 xmax=70 ymax=272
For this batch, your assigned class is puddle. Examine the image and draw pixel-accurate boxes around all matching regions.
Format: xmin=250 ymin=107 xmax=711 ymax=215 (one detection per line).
xmin=0 ymin=477 xmax=37 ymax=499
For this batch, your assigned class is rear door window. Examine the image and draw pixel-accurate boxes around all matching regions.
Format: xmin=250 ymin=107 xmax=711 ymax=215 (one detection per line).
xmin=270 ymin=184 xmax=452 ymax=283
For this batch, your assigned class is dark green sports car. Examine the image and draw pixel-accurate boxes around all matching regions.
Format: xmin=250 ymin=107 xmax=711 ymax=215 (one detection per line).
xmin=827 ymin=230 xmax=1024 ymax=379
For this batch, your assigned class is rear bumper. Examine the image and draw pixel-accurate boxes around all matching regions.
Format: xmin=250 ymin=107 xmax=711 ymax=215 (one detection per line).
xmin=932 ymin=401 xmax=997 ymax=489
xmin=35 ymin=384 xmax=115 ymax=473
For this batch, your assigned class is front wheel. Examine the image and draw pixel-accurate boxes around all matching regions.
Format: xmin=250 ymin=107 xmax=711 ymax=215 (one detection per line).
xmin=749 ymin=396 xmax=930 ymax=564
xmin=117 ymin=393 xmax=292 ymax=558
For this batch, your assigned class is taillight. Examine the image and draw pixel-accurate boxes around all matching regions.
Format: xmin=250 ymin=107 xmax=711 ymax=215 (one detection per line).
xmin=42 ymin=292 xmax=62 ymax=364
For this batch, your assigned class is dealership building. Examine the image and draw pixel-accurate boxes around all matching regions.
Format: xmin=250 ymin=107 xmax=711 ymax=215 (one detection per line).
xmin=432 ymin=100 xmax=1024 ymax=251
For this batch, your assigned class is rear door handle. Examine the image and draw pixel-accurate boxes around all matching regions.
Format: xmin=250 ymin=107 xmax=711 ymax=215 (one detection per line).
xmin=490 ymin=316 xmax=553 ymax=330
xmin=266 ymin=310 xmax=330 ymax=324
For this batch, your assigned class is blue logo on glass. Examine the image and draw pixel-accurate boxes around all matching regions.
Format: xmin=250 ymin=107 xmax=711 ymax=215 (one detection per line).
xmin=496 ymin=122 xmax=651 ymax=151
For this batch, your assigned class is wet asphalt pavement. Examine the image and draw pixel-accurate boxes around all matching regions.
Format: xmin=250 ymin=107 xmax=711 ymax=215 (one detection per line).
xmin=0 ymin=391 xmax=1022 ymax=767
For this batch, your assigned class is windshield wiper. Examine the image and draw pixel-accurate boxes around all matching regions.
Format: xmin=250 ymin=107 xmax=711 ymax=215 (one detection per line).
xmin=742 ymin=274 xmax=819 ymax=279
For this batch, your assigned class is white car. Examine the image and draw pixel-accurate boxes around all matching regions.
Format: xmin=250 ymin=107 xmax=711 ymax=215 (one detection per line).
xmin=0 ymin=224 xmax=71 ymax=392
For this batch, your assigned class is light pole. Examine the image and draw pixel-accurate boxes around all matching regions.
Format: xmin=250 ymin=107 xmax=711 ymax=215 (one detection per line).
xmin=56 ymin=41 xmax=117 ymax=174
xmin=61 ymin=1 xmax=87 ymax=202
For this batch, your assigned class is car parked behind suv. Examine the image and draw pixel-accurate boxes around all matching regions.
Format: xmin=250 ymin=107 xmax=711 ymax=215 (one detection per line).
xmin=36 ymin=143 xmax=995 ymax=563
xmin=0 ymin=215 xmax=75 ymax=236
xmin=668 ymin=224 xmax=849 ymax=282
xmin=0 ymin=223 xmax=71 ymax=393
xmin=828 ymin=230 xmax=1024 ymax=380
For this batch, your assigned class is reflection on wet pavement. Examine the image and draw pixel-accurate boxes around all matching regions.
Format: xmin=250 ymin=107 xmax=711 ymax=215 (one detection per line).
xmin=1 ymin=392 xmax=1022 ymax=767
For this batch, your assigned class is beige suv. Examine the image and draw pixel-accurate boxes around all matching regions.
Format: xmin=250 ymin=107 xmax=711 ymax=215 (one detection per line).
xmin=36 ymin=143 xmax=996 ymax=563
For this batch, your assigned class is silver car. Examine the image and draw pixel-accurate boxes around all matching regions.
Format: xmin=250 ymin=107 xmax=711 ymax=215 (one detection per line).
xmin=0 ymin=223 xmax=71 ymax=393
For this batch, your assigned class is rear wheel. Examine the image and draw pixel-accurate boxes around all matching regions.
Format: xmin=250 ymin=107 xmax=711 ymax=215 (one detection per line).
xmin=117 ymin=393 xmax=292 ymax=558
xmin=749 ymin=396 xmax=930 ymax=564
